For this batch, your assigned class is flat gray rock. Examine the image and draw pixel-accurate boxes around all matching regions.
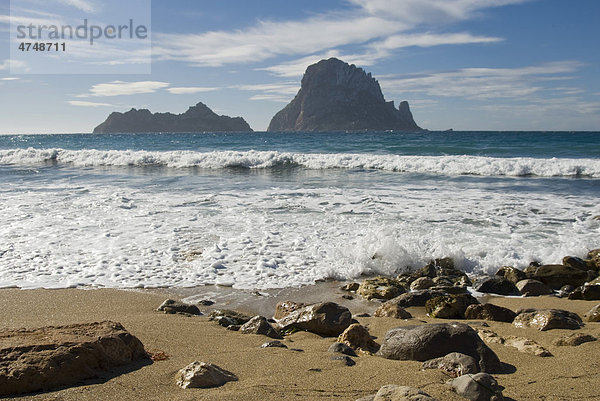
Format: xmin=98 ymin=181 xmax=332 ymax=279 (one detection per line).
xmin=450 ymin=373 xmax=504 ymax=401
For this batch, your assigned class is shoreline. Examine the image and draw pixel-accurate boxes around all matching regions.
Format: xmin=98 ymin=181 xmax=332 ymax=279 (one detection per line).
xmin=1 ymin=285 xmax=599 ymax=400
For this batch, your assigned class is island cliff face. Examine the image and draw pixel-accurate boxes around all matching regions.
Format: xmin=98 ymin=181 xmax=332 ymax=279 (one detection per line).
xmin=93 ymin=102 xmax=252 ymax=133
xmin=268 ymin=58 xmax=422 ymax=132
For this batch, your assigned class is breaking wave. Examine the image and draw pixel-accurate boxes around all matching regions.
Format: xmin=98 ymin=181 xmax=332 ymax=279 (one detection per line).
xmin=1 ymin=147 xmax=599 ymax=177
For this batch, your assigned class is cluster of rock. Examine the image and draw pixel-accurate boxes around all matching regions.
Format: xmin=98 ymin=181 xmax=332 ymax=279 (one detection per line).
xmin=94 ymin=58 xmax=424 ymax=134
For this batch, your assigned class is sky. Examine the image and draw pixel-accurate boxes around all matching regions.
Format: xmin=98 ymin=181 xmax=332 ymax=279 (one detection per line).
xmin=0 ymin=0 xmax=599 ymax=133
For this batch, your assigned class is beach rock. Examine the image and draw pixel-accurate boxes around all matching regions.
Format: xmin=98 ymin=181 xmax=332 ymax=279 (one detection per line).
xmin=558 ymin=284 xmax=576 ymax=297
xmin=274 ymin=300 xmax=308 ymax=320
xmin=568 ymin=284 xmax=600 ymax=300
xmin=426 ymin=294 xmax=479 ymax=319
xmin=562 ymin=256 xmax=593 ymax=271
xmin=328 ymin=342 xmax=357 ymax=356
xmin=277 ymin=302 xmax=352 ymax=336
xmin=260 ymin=340 xmax=288 ymax=349
xmin=377 ymin=323 xmax=502 ymax=373
xmin=156 ymin=299 xmax=202 ymax=315
xmin=208 ymin=309 xmax=252 ymax=327
xmin=553 ymin=333 xmax=597 ymax=346
xmin=432 ymin=285 xmax=469 ymax=295
xmin=342 ymin=282 xmax=360 ymax=292
xmin=374 ymin=302 xmax=412 ymax=319
xmin=367 ymin=384 xmax=439 ymax=401
xmin=357 ymin=276 xmax=406 ymax=300
xmin=465 ymin=304 xmax=516 ymax=323
xmin=450 ymin=372 xmax=504 ymax=401
xmin=198 ymin=299 xmax=215 ymax=306
xmin=388 ymin=289 xmax=447 ymax=308
xmin=422 ymin=352 xmax=479 ymax=377
xmin=587 ymin=249 xmax=600 ymax=269
xmin=240 ymin=316 xmax=282 ymax=339
xmin=583 ymin=304 xmax=600 ymax=322
xmin=513 ymin=309 xmax=584 ymax=331
xmin=495 ymin=266 xmax=526 ymax=284
xmin=337 ymin=323 xmax=380 ymax=353
xmin=267 ymin=58 xmax=422 ymax=132
xmin=532 ymin=264 xmax=588 ymax=289
xmin=503 ymin=336 xmax=552 ymax=357
xmin=410 ymin=277 xmax=435 ymax=290
xmin=0 ymin=321 xmax=147 ymax=396
xmin=474 ymin=277 xmax=520 ymax=296
xmin=175 ymin=361 xmax=237 ymax=389
xmin=515 ymin=279 xmax=553 ymax=297
xmin=330 ymin=355 xmax=356 ymax=366
xmin=475 ymin=328 xmax=552 ymax=357
xmin=94 ymin=102 xmax=252 ymax=133
xmin=475 ymin=328 xmax=505 ymax=345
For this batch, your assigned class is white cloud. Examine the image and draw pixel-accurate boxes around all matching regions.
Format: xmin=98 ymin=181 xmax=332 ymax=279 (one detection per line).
xmin=86 ymin=81 xmax=170 ymax=97
xmin=260 ymin=33 xmax=501 ymax=78
xmin=233 ymin=82 xmax=300 ymax=102
xmin=0 ymin=77 xmax=20 ymax=81
xmin=153 ymin=0 xmax=519 ymax=69
xmin=379 ymin=61 xmax=583 ymax=100
xmin=0 ymin=59 xmax=29 ymax=72
xmin=68 ymin=100 xmax=113 ymax=107
xmin=57 ymin=0 xmax=97 ymax=13
xmin=167 ymin=87 xmax=218 ymax=94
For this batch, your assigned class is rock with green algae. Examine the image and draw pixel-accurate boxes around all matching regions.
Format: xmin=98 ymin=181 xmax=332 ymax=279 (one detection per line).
xmin=357 ymin=276 xmax=406 ymax=300
xmin=425 ymin=294 xmax=479 ymax=319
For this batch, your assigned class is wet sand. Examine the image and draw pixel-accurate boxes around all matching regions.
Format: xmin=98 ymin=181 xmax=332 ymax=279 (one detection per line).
xmin=1 ymin=285 xmax=599 ymax=400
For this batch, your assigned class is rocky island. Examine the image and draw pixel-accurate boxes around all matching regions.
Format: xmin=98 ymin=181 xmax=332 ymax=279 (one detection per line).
xmin=268 ymin=58 xmax=422 ymax=132
xmin=93 ymin=102 xmax=252 ymax=133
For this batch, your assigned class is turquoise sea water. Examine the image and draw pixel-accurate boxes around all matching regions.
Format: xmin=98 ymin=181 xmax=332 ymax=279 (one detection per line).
xmin=0 ymin=131 xmax=598 ymax=289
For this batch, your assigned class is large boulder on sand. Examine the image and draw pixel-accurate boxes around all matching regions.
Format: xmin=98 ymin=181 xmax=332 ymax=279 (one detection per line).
xmin=0 ymin=321 xmax=147 ymax=396
xmin=376 ymin=322 xmax=503 ymax=373
xmin=474 ymin=277 xmax=520 ymax=296
xmin=277 ymin=302 xmax=352 ymax=336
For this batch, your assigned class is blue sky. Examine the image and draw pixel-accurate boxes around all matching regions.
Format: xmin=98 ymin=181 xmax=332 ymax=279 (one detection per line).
xmin=1 ymin=0 xmax=599 ymax=133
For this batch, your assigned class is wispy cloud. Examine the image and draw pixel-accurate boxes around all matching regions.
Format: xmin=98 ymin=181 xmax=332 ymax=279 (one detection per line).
xmin=83 ymin=81 xmax=170 ymax=97
xmin=167 ymin=87 xmax=218 ymax=95
xmin=68 ymin=100 xmax=113 ymax=107
xmin=379 ymin=61 xmax=584 ymax=100
xmin=153 ymin=0 xmax=523 ymax=70
xmin=56 ymin=0 xmax=97 ymax=13
xmin=0 ymin=77 xmax=20 ymax=81
xmin=0 ymin=59 xmax=29 ymax=72
xmin=233 ymin=82 xmax=300 ymax=102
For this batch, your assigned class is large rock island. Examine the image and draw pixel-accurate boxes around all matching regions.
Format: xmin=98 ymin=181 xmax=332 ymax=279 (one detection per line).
xmin=93 ymin=102 xmax=252 ymax=133
xmin=268 ymin=58 xmax=422 ymax=132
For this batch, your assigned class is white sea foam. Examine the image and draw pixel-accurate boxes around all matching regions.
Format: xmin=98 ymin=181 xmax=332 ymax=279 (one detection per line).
xmin=0 ymin=164 xmax=598 ymax=290
xmin=1 ymin=147 xmax=599 ymax=177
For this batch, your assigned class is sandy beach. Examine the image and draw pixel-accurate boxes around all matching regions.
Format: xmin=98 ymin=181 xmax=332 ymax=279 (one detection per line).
xmin=1 ymin=285 xmax=599 ymax=401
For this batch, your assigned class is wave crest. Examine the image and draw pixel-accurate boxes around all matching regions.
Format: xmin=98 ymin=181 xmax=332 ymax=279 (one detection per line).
xmin=1 ymin=147 xmax=599 ymax=177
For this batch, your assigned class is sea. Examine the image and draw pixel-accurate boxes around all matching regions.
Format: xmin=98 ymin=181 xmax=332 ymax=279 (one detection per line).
xmin=0 ymin=131 xmax=599 ymax=290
